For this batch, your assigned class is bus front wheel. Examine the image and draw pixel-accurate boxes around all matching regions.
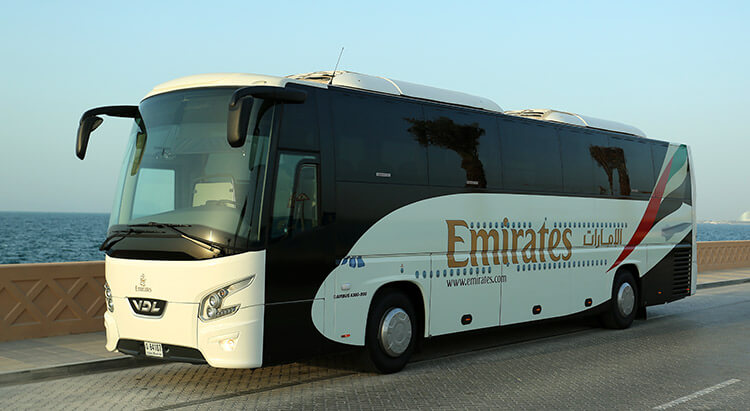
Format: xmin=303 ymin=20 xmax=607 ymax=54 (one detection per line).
xmin=600 ymin=269 xmax=638 ymax=329
xmin=364 ymin=291 xmax=417 ymax=374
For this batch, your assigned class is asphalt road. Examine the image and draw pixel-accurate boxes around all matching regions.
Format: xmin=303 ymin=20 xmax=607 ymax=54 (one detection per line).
xmin=2 ymin=283 xmax=749 ymax=410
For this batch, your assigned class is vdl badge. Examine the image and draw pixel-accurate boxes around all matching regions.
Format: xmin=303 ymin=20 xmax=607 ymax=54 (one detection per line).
xmin=144 ymin=341 xmax=163 ymax=358
xmin=129 ymin=297 xmax=166 ymax=317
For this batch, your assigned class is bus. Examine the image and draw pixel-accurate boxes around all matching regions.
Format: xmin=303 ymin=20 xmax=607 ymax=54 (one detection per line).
xmin=76 ymin=70 xmax=696 ymax=373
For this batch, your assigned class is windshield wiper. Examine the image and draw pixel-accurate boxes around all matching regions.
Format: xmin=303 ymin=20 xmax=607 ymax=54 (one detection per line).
xmin=99 ymin=228 xmax=150 ymax=251
xmin=128 ymin=222 xmax=227 ymax=256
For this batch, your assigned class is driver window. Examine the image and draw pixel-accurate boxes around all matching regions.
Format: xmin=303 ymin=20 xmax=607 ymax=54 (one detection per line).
xmin=271 ymin=153 xmax=319 ymax=239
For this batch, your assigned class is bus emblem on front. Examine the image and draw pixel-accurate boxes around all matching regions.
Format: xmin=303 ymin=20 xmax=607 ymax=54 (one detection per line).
xmin=135 ymin=274 xmax=152 ymax=292
xmin=129 ymin=298 xmax=166 ymax=316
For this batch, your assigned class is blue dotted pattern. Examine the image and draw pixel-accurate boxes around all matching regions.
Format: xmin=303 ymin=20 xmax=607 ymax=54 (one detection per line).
xmin=415 ymin=265 xmax=495 ymax=279
xmin=336 ymin=256 xmax=365 ymax=268
xmin=459 ymin=219 xmax=628 ymax=231
xmin=516 ymin=259 xmax=608 ymax=272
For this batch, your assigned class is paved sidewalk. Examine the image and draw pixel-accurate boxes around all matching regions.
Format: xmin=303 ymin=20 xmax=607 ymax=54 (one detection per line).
xmin=0 ymin=332 xmax=123 ymax=374
xmin=697 ymin=267 xmax=750 ymax=285
xmin=1 ymin=267 xmax=748 ymax=378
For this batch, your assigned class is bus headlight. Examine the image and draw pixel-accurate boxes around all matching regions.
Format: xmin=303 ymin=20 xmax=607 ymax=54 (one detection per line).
xmin=199 ymin=275 xmax=255 ymax=321
xmin=104 ymin=283 xmax=114 ymax=312
xmin=208 ymin=293 xmax=222 ymax=308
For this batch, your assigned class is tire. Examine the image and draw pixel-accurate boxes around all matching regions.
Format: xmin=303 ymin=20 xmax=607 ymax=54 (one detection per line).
xmin=600 ymin=269 xmax=639 ymax=329
xmin=364 ymin=291 xmax=417 ymax=374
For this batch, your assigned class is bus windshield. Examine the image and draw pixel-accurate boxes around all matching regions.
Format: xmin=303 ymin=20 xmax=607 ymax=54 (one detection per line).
xmin=108 ymin=88 xmax=275 ymax=255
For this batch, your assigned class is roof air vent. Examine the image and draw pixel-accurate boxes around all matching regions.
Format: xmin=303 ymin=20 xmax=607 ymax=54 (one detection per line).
xmin=504 ymin=109 xmax=646 ymax=138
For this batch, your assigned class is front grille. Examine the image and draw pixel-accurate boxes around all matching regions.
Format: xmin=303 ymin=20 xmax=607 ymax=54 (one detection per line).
xmin=117 ymin=339 xmax=206 ymax=364
xmin=672 ymin=247 xmax=692 ymax=298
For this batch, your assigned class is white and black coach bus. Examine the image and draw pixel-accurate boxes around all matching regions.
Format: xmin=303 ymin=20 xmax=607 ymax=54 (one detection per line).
xmin=76 ymin=71 xmax=695 ymax=373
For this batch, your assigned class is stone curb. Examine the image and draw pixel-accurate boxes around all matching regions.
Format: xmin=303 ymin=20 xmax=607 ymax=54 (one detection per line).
xmin=696 ymin=277 xmax=750 ymax=290
xmin=0 ymin=357 xmax=158 ymax=387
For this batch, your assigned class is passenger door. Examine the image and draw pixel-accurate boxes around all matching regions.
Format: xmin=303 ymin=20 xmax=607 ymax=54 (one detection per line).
xmin=265 ymin=151 xmax=331 ymax=306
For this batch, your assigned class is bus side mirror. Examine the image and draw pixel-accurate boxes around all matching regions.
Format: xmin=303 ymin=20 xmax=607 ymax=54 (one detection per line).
xmin=76 ymin=105 xmax=139 ymax=160
xmin=227 ymin=88 xmax=255 ymax=148
xmin=76 ymin=116 xmax=104 ymax=159
xmin=227 ymin=86 xmax=307 ymax=148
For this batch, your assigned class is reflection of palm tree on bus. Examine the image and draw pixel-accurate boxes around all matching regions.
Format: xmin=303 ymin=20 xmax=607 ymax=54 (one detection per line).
xmin=589 ymin=146 xmax=630 ymax=196
xmin=406 ymin=116 xmax=487 ymax=188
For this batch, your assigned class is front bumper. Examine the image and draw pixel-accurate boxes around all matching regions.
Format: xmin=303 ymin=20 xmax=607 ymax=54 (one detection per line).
xmin=105 ymin=304 xmax=264 ymax=368
xmin=104 ymin=250 xmax=266 ymax=368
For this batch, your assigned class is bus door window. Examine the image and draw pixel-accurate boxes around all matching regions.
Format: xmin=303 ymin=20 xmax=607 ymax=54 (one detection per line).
xmin=271 ymin=153 xmax=319 ymax=239
xmin=291 ymin=164 xmax=319 ymax=233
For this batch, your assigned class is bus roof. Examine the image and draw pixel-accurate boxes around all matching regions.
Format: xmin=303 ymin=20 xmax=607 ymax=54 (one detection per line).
xmin=144 ymin=71 xmax=645 ymax=138
xmin=143 ymin=73 xmax=325 ymax=99
xmin=289 ymin=71 xmax=503 ymax=113
xmin=143 ymin=71 xmax=503 ymax=113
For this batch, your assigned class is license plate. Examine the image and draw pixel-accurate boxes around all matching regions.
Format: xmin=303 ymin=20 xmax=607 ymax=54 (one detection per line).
xmin=144 ymin=341 xmax=163 ymax=358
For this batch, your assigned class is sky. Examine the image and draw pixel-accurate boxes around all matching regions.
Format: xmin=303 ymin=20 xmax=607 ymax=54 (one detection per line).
xmin=0 ymin=1 xmax=748 ymax=221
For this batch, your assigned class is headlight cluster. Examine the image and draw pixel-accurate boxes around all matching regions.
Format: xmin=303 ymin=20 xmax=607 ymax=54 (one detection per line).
xmin=104 ymin=283 xmax=114 ymax=312
xmin=199 ymin=275 xmax=255 ymax=321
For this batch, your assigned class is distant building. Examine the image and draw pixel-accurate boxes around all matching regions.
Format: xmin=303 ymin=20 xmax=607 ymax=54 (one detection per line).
xmin=741 ymin=211 xmax=750 ymax=222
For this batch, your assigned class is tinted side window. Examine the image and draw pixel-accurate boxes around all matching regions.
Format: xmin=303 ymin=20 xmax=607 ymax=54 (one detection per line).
xmin=558 ymin=127 xmax=598 ymax=195
xmin=278 ymin=86 xmax=319 ymax=151
xmin=677 ymin=167 xmax=692 ymax=202
xmin=652 ymin=142 xmax=691 ymax=201
xmin=414 ymin=106 xmax=501 ymax=188
xmin=499 ymin=117 xmax=563 ymax=193
xmin=331 ymin=90 xmax=427 ymax=185
xmin=587 ymin=132 xmax=615 ymax=196
xmin=607 ymin=136 xmax=655 ymax=198
xmin=651 ymin=142 xmax=669 ymax=180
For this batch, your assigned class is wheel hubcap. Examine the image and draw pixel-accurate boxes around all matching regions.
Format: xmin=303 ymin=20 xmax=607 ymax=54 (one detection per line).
xmin=379 ymin=308 xmax=412 ymax=357
xmin=617 ymin=282 xmax=635 ymax=317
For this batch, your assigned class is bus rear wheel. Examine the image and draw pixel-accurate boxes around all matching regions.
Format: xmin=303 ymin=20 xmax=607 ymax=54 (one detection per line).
xmin=600 ymin=269 xmax=638 ymax=329
xmin=364 ymin=291 xmax=417 ymax=374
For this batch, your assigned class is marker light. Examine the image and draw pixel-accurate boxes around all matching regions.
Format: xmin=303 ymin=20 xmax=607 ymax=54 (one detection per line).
xmin=104 ymin=283 xmax=114 ymax=313
xmin=199 ymin=275 xmax=255 ymax=321
xmin=220 ymin=337 xmax=237 ymax=352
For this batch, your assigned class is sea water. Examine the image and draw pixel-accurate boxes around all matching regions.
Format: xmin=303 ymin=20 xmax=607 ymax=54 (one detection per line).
xmin=0 ymin=212 xmax=108 ymax=264
xmin=696 ymin=223 xmax=750 ymax=242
